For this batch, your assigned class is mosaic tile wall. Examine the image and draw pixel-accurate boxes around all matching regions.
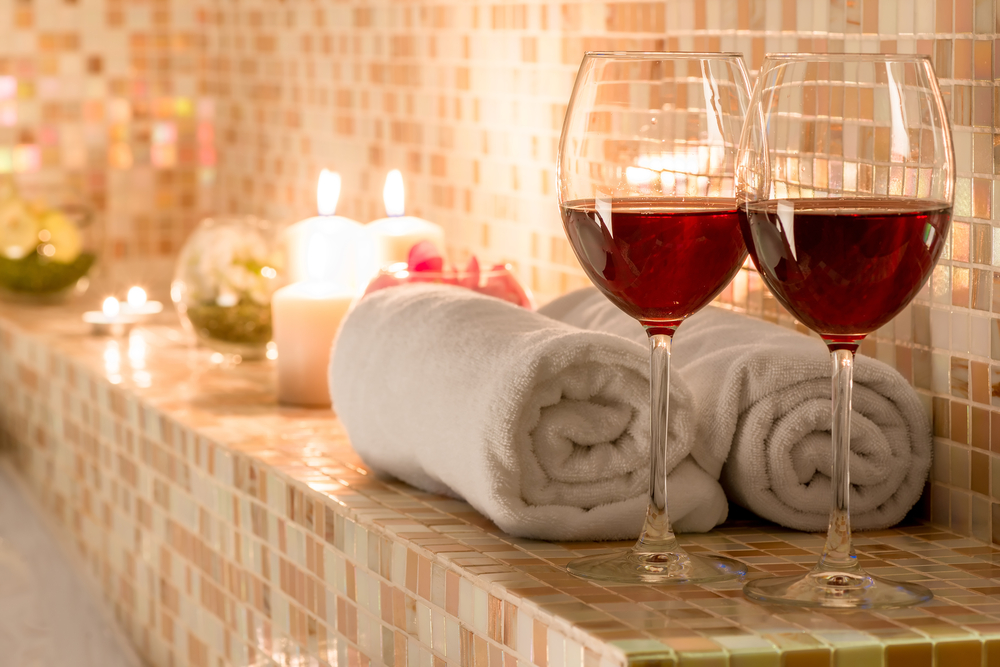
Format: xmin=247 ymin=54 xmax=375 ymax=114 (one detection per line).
xmin=0 ymin=0 xmax=215 ymax=272
xmin=2 ymin=0 xmax=999 ymax=547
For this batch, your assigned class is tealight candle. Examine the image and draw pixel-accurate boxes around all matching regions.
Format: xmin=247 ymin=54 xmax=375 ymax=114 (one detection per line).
xmin=272 ymin=281 xmax=355 ymax=407
xmin=284 ymin=170 xmax=366 ymax=287
xmin=120 ymin=286 xmax=164 ymax=316
xmin=366 ymin=170 xmax=445 ymax=273
xmin=83 ymin=297 xmax=138 ymax=336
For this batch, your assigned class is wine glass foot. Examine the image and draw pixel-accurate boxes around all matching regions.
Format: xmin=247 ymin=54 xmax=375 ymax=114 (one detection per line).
xmin=567 ymin=549 xmax=746 ymax=584
xmin=744 ymin=568 xmax=932 ymax=609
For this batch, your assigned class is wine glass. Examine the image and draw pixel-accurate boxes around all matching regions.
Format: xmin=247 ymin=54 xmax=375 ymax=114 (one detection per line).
xmin=557 ymin=52 xmax=751 ymax=583
xmin=737 ymin=54 xmax=953 ymax=608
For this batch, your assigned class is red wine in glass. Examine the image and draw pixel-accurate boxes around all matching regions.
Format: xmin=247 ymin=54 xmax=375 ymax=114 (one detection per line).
xmin=558 ymin=52 xmax=751 ymax=585
xmin=737 ymin=53 xmax=952 ymax=610
xmin=562 ymin=197 xmax=747 ymax=332
xmin=739 ymin=198 xmax=951 ymax=347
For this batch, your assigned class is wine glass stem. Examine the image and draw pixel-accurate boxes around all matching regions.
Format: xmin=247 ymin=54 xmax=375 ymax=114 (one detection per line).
xmin=818 ymin=348 xmax=859 ymax=572
xmin=635 ymin=333 xmax=680 ymax=554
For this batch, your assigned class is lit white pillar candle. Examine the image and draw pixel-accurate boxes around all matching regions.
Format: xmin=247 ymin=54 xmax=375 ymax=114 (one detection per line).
xmin=284 ymin=170 xmax=365 ymax=287
xmin=274 ymin=170 xmax=364 ymax=406
xmin=366 ymin=170 xmax=445 ymax=272
xmin=272 ymin=281 xmax=355 ymax=407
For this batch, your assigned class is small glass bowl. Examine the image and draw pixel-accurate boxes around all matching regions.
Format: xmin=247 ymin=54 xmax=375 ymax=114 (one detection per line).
xmin=171 ymin=215 xmax=286 ymax=360
xmin=364 ymin=262 xmax=534 ymax=309
xmin=0 ymin=197 xmax=96 ymax=304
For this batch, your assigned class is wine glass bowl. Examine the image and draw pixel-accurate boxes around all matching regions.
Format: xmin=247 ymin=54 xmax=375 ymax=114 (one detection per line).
xmin=561 ymin=198 xmax=747 ymax=332
xmin=740 ymin=198 xmax=950 ymax=344
xmin=737 ymin=54 xmax=953 ymax=608
xmin=560 ymin=53 xmax=750 ymax=335
xmin=558 ymin=52 xmax=751 ymax=583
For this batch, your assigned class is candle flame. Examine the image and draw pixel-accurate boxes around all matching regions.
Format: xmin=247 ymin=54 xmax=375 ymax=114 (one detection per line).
xmin=102 ymin=296 xmax=120 ymax=318
xmin=383 ymin=169 xmax=405 ymax=217
xmin=317 ymin=169 xmax=342 ymax=216
xmin=127 ymin=286 xmax=147 ymax=308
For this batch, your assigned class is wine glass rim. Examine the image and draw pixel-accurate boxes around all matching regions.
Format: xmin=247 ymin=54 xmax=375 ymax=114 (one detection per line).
xmin=584 ymin=51 xmax=745 ymax=60
xmin=763 ymin=52 xmax=932 ymax=63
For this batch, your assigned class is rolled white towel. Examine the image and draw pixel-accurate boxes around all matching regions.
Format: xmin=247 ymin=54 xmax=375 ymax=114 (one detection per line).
xmin=329 ymin=283 xmax=728 ymax=541
xmin=541 ymin=289 xmax=932 ymax=532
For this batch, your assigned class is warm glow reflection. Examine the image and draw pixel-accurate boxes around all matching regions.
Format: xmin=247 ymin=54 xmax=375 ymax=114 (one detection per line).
xmin=128 ymin=330 xmax=146 ymax=369
xmin=631 ymin=149 xmax=723 ymax=195
xmin=383 ymin=169 xmax=405 ymax=217
xmin=317 ymin=169 xmax=341 ymax=216
xmin=385 ymin=261 xmax=409 ymax=279
xmin=102 ymin=297 xmax=120 ymax=318
xmin=884 ymin=65 xmax=911 ymax=161
xmin=103 ymin=340 xmax=121 ymax=384
xmin=133 ymin=371 xmax=151 ymax=388
xmin=127 ymin=286 xmax=147 ymax=308
xmin=625 ymin=166 xmax=657 ymax=186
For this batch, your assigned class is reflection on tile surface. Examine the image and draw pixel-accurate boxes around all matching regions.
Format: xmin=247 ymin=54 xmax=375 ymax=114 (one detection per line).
xmin=3 ymin=305 xmax=1000 ymax=666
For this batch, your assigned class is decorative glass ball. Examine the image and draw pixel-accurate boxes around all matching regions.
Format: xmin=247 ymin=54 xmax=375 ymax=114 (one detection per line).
xmin=0 ymin=182 xmax=96 ymax=303
xmin=171 ymin=215 xmax=285 ymax=359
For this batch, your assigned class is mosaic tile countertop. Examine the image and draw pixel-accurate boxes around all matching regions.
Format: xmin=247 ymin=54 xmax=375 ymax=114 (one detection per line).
xmin=2 ymin=304 xmax=1000 ymax=667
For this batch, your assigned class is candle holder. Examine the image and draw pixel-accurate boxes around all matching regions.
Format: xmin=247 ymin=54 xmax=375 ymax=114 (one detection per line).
xmin=171 ymin=215 xmax=286 ymax=360
xmin=83 ymin=297 xmax=138 ymax=336
xmin=120 ymin=286 xmax=164 ymax=317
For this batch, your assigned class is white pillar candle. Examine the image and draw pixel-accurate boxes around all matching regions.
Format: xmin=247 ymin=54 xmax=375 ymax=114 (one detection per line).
xmin=366 ymin=169 xmax=445 ymax=272
xmin=272 ymin=281 xmax=355 ymax=407
xmin=284 ymin=170 xmax=365 ymax=287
